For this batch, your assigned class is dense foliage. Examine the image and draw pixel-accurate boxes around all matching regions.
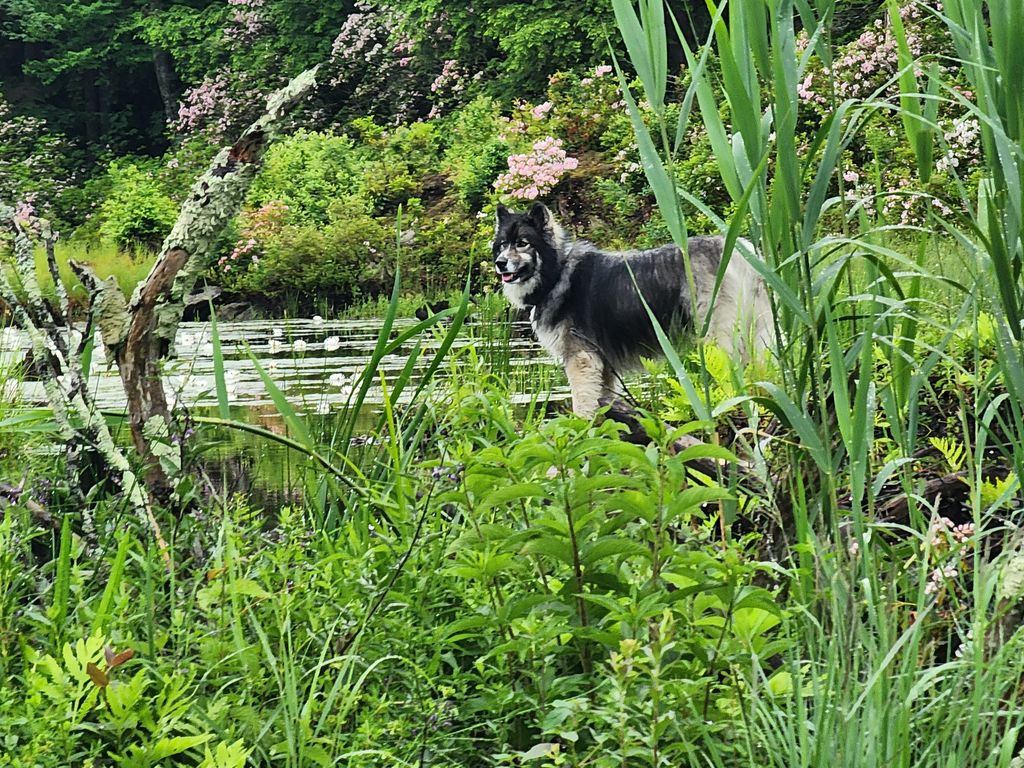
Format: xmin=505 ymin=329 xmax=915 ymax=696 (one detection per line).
xmin=0 ymin=0 xmax=987 ymax=312
xmin=3 ymin=0 xmax=1024 ymax=766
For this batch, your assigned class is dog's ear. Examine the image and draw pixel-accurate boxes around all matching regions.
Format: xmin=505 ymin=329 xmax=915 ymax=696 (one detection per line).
xmin=528 ymin=202 xmax=552 ymax=231
xmin=495 ymin=204 xmax=510 ymax=223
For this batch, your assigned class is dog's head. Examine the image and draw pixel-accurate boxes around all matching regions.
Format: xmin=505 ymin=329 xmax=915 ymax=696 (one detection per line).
xmin=492 ymin=203 xmax=562 ymax=301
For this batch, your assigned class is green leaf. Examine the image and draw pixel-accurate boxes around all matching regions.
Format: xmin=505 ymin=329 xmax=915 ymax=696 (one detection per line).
xmin=520 ymin=537 xmax=574 ymax=566
xmin=478 ymin=483 xmax=548 ymax=512
xmin=520 ymin=742 xmax=558 ymax=761
xmin=675 ymin=443 xmax=737 ymax=464
xmin=209 ymin=307 xmax=231 ymax=420
xmin=611 ymin=0 xmax=667 ymax=113
xmin=147 ymin=734 xmax=213 ymax=760
xmin=580 ymin=536 xmax=649 ymax=567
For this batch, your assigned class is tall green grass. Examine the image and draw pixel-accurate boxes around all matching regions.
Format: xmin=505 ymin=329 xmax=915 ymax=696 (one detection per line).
xmin=613 ymin=0 xmax=1024 ymax=763
xmin=28 ymin=241 xmax=156 ymax=312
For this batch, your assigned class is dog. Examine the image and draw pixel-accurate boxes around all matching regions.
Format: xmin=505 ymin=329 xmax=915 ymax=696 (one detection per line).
xmin=493 ymin=203 xmax=774 ymax=417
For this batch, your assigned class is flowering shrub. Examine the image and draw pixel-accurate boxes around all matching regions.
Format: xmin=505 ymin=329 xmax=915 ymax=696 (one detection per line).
xmin=791 ymin=1 xmax=981 ymax=227
xmin=218 ymin=200 xmax=289 ymax=274
xmin=173 ymin=66 xmax=268 ymax=143
xmin=493 ymin=137 xmax=579 ymax=201
xmin=797 ymin=3 xmax=950 ymax=106
xmin=0 ymin=94 xmax=80 ymax=225
xmin=216 ymin=207 xmax=393 ymax=305
xmin=169 ymin=0 xmax=277 ymax=143
xmin=224 ymin=0 xmax=265 ymax=44
xmin=326 ymin=2 xmax=465 ymax=123
xmin=175 ymin=71 xmax=232 ymax=135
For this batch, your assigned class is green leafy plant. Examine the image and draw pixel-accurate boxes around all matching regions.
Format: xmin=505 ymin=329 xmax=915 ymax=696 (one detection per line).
xmin=96 ymin=161 xmax=178 ymax=251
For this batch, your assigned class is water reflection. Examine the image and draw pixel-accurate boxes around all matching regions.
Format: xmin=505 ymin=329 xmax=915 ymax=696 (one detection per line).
xmin=7 ymin=317 xmax=568 ymax=418
xmin=3 ymin=317 xmax=569 ymax=509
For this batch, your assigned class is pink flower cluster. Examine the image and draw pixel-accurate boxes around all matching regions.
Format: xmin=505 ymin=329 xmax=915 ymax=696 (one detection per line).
xmin=924 ymin=564 xmax=959 ymax=595
xmin=331 ymin=5 xmax=392 ymax=69
xmin=14 ymin=199 xmax=36 ymax=222
xmin=795 ymin=3 xmax=943 ymax=106
xmin=494 ymin=137 xmax=579 ymax=200
xmin=530 ymin=102 xmax=552 ymax=120
xmin=219 ymin=200 xmax=289 ymax=272
xmin=224 ymin=0 xmax=265 ymax=44
xmin=430 ymin=59 xmax=465 ymax=94
xmin=581 ymin=63 xmax=615 ymax=87
xmin=175 ymin=73 xmax=230 ymax=133
xmin=937 ymin=115 xmax=981 ymax=173
xmin=928 ymin=516 xmax=975 ymax=549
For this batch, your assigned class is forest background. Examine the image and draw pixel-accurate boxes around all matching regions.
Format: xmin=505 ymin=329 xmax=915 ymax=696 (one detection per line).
xmin=3 ymin=1 xmax=1024 ymax=767
xmin=2 ymin=0 xmax=915 ymax=312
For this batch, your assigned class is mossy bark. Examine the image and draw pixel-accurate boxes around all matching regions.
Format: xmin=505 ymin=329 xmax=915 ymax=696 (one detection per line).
xmin=0 ymin=64 xmax=321 ymax=546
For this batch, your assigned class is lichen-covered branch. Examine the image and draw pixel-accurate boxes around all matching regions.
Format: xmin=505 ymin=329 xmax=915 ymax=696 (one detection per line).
xmin=0 ymin=204 xmax=171 ymax=568
xmin=107 ymin=65 xmax=322 ymax=505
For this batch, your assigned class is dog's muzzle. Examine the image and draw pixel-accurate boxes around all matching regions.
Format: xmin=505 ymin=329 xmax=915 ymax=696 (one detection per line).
xmin=494 ymin=249 xmax=533 ymax=284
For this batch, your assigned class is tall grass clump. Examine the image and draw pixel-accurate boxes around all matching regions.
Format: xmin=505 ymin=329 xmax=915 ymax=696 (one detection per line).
xmin=613 ymin=0 xmax=1024 ymax=763
xmin=27 ymin=241 xmax=156 ymax=312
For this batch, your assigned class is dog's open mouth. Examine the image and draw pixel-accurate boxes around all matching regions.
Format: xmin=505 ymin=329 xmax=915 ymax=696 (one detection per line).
xmin=497 ymin=268 xmax=528 ymax=284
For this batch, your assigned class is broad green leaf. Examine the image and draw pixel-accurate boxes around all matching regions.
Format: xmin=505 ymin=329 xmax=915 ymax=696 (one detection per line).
xmin=580 ymin=536 xmax=649 ymax=567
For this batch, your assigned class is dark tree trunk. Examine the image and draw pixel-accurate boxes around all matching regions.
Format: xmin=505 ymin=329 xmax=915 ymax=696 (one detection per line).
xmin=82 ymin=76 xmax=100 ymax=145
xmin=115 ymin=247 xmax=191 ymax=504
xmin=152 ymin=48 xmax=179 ymax=126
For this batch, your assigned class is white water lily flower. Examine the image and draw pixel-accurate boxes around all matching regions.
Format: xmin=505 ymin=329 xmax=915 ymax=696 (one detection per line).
xmin=328 ymin=372 xmax=348 ymax=388
xmin=268 ymin=338 xmax=284 ymax=354
xmin=272 ymin=326 xmax=284 ymax=338
xmin=292 ymin=339 xmax=308 ymax=352
xmin=323 ymin=335 xmax=341 ymax=352
xmin=312 ymin=315 xmax=324 ymax=326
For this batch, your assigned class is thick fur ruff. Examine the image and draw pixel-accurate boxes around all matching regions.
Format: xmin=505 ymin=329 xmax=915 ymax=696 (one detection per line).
xmin=493 ymin=203 xmax=774 ymax=417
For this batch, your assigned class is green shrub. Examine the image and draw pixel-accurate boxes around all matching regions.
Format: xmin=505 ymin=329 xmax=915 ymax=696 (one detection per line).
xmin=356 ymin=119 xmax=441 ymax=213
xmin=248 ymin=130 xmax=364 ymax=224
xmin=220 ymin=200 xmax=392 ymax=304
xmin=96 ymin=161 xmax=178 ymax=251
xmin=442 ymin=97 xmax=510 ymax=210
xmin=413 ymin=213 xmax=491 ymax=292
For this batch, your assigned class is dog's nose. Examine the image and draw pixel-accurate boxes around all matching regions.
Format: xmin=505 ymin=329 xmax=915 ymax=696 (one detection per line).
xmin=494 ymin=255 xmax=508 ymax=270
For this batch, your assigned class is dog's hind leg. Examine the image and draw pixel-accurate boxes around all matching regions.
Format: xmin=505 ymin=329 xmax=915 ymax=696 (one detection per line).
xmin=564 ymin=349 xmax=606 ymax=418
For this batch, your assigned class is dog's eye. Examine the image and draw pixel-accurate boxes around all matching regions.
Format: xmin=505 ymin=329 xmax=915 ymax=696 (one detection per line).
xmin=516 ymin=239 xmax=529 ymax=248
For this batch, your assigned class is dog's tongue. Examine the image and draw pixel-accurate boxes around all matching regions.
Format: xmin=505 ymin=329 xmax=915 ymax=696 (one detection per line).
xmin=501 ymin=273 xmax=515 ymax=283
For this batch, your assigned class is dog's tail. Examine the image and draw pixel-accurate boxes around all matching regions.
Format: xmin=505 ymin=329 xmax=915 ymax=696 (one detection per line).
xmin=706 ymin=238 xmax=776 ymax=363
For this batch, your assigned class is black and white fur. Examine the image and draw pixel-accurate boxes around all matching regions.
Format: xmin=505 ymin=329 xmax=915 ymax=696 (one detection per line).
xmin=493 ymin=203 xmax=774 ymax=417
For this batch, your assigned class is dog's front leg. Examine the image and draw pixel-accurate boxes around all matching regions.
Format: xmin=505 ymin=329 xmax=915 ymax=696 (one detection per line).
xmin=564 ymin=349 xmax=605 ymax=418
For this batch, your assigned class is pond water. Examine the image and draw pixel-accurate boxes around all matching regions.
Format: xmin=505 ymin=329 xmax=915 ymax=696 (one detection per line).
xmin=2 ymin=316 xmax=569 ymax=507
xmin=5 ymin=316 xmax=568 ymax=418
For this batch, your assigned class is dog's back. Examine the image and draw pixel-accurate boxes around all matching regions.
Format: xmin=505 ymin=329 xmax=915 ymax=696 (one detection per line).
xmin=548 ymin=236 xmax=772 ymax=370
